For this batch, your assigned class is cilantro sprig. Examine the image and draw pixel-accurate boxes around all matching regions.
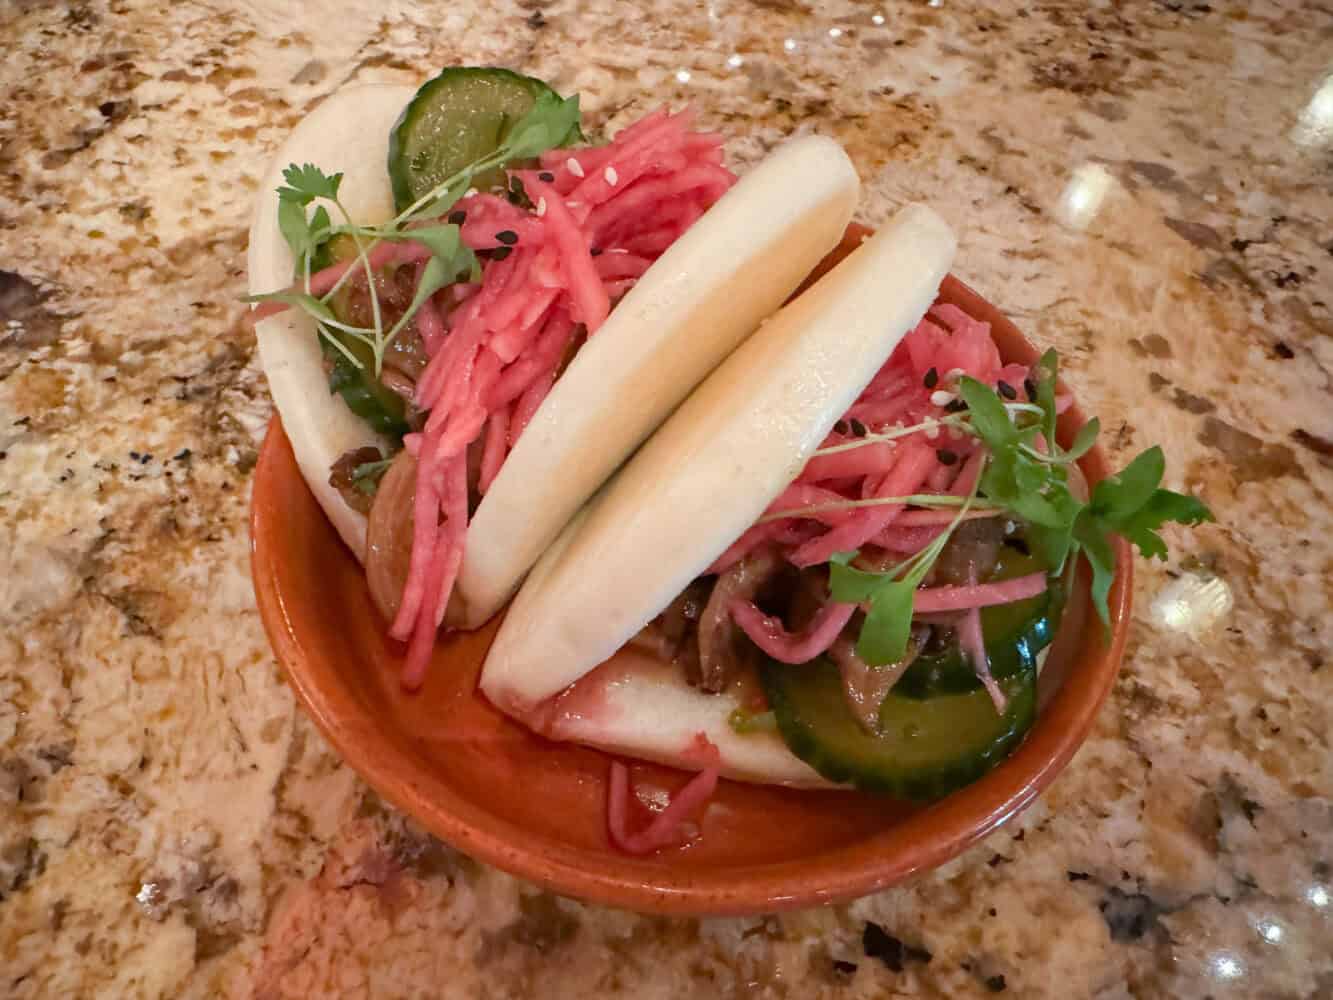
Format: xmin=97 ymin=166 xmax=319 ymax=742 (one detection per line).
xmin=824 ymin=352 xmax=1212 ymax=665
xmin=246 ymin=91 xmax=581 ymax=380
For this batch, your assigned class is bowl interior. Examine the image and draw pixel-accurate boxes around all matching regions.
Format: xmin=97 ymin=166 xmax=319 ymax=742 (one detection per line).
xmin=250 ymin=225 xmax=1132 ymax=915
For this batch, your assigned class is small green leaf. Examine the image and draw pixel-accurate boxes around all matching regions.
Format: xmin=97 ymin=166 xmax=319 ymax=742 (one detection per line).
xmin=401 ymin=224 xmax=463 ymax=261
xmin=829 ymin=559 xmax=895 ymax=603
xmin=855 ymin=580 xmax=916 ymax=666
xmin=1065 ymin=417 xmax=1100 ymax=461
xmin=278 ymin=198 xmax=313 ymax=260
xmin=1073 ymin=510 xmax=1117 ymax=627
xmin=1107 ymin=488 xmax=1213 ymax=560
xmin=959 ymin=376 xmax=1018 ymax=450
xmin=505 ymin=92 xmax=582 ymax=160
xmin=1034 ymin=348 xmax=1059 ymax=449
xmin=279 ymin=163 xmax=343 ymax=205
xmin=1091 ymin=446 xmax=1165 ymax=520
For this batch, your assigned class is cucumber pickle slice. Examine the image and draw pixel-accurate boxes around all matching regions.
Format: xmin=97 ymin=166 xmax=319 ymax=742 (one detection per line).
xmin=761 ymin=655 xmax=1036 ymax=801
xmin=387 ymin=67 xmax=568 ymax=212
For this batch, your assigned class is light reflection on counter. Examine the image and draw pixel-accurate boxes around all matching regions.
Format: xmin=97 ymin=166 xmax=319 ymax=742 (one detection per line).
xmin=1291 ymin=72 xmax=1333 ymax=148
xmin=1150 ymin=570 xmax=1233 ymax=639
xmin=1209 ymin=951 xmax=1245 ymax=981
xmin=1056 ymin=163 xmax=1115 ymax=230
xmin=1307 ymin=883 xmax=1329 ymax=909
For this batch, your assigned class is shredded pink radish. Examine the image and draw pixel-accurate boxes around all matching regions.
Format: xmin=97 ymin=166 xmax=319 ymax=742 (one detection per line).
xmin=911 ymin=572 xmax=1047 ymax=613
xmin=729 ymin=599 xmax=857 ymax=664
xmin=959 ymin=570 xmax=1007 ymax=714
xmin=363 ymin=107 xmax=735 ymax=687
xmin=790 ymin=436 xmax=938 ymax=566
xmin=712 ymin=302 xmax=1068 ymax=680
xmin=478 ymin=409 xmax=509 ymax=494
xmin=607 ymin=733 xmax=721 ymax=855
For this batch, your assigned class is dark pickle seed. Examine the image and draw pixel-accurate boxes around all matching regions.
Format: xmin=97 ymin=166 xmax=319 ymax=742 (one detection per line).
xmin=936 ymin=448 xmax=958 ymax=465
xmin=538 ymin=171 xmax=555 ymax=182
xmin=924 ymin=367 xmax=939 ymax=389
xmin=495 ymin=230 xmax=519 ymax=246
xmin=1024 ymin=378 xmax=1038 ymax=401
xmin=997 ymin=380 xmax=1017 ymax=400
xmin=489 ymin=246 xmax=513 ymax=261
xmin=448 ymin=210 xmax=467 ymax=225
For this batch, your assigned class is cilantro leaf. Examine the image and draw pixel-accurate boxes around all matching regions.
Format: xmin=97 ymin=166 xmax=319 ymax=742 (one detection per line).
xmin=1091 ymin=445 xmax=1165 ymax=519
xmin=1101 ymin=486 xmax=1212 ymax=560
xmin=278 ymin=163 xmax=343 ymax=205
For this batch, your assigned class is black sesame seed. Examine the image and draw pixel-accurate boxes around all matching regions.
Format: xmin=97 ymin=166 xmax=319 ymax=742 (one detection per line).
xmin=833 ymin=419 xmax=850 ymax=436
xmin=945 ymin=398 xmax=968 ymax=413
xmin=448 ymin=210 xmax=467 ymax=225
xmin=495 ymin=230 xmax=519 ymax=246
xmin=538 ymin=171 xmax=555 ymax=182
xmin=1024 ymin=378 xmax=1038 ymax=401
xmin=936 ymin=448 xmax=958 ymax=465
xmin=924 ymin=367 xmax=939 ymax=389
xmin=488 ymin=246 xmax=513 ymax=261
xmin=849 ymin=418 xmax=869 ymax=438
xmin=997 ymin=380 xmax=1017 ymax=400
xmin=589 ymin=247 xmax=604 ymax=257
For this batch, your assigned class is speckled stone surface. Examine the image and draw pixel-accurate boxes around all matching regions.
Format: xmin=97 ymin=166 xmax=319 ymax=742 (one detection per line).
xmin=1 ymin=1 xmax=1330 ymax=997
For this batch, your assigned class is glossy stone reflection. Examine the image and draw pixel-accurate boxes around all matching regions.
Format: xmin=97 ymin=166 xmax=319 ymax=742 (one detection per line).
xmin=1149 ymin=570 xmax=1232 ymax=638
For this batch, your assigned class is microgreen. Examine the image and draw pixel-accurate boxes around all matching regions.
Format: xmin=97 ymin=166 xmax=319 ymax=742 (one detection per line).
xmin=822 ymin=358 xmax=1212 ymax=651
xmin=256 ymin=90 xmax=583 ymax=401
xmin=828 ymin=470 xmax=984 ymax=665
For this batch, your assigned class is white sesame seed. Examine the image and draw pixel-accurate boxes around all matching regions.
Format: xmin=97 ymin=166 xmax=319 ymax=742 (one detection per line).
xmin=945 ymin=367 xmax=965 ymax=383
xmin=535 ymin=196 xmax=547 ymax=217
xmin=924 ymin=424 xmax=941 ymax=439
xmin=930 ymin=390 xmax=955 ymax=407
xmin=604 ymin=165 xmax=619 ymax=186
xmin=565 ymin=157 xmax=585 ymax=178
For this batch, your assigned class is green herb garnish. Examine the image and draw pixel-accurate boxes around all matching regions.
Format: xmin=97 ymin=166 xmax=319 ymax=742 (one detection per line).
xmin=825 ymin=353 xmax=1211 ymax=661
xmin=247 ymin=90 xmax=582 ymax=383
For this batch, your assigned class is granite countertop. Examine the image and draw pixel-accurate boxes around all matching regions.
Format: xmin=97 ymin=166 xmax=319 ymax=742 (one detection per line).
xmin=2 ymin=0 xmax=1330 ymax=996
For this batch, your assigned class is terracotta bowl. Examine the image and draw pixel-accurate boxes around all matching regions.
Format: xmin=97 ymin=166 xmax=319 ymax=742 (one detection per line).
xmin=250 ymin=224 xmax=1133 ymax=916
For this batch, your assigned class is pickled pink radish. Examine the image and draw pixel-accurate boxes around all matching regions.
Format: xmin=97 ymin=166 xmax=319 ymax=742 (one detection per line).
xmin=790 ymin=436 xmax=938 ymax=566
xmin=607 ymin=732 xmax=721 ymax=855
xmin=959 ymin=569 xmax=1007 ymax=713
xmin=729 ymin=599 xmax=857 ymax=665
xmin=910 ymin=572 xmax=1048 ymax=613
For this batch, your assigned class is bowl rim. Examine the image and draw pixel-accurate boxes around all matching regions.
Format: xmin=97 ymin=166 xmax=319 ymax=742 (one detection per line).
xmin=250 ymin=270 xmax=1133 ymax=916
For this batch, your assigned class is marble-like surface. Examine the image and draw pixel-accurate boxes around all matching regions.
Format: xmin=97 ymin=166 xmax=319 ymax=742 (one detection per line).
xmin=1 ymin=0 xmax=1330 ymax=996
